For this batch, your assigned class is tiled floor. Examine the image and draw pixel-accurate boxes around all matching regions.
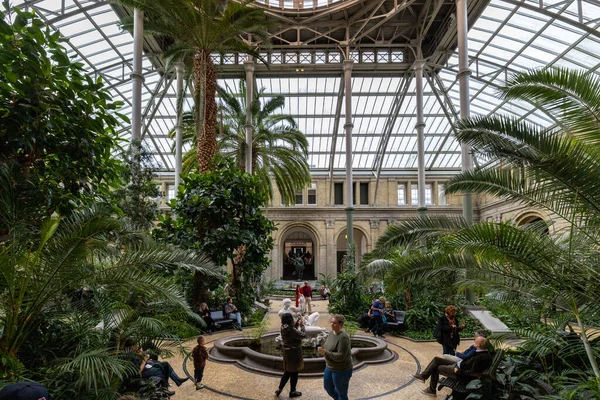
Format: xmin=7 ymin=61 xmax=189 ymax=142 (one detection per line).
xmin=162 ymin=300 xmax=462 ymax=399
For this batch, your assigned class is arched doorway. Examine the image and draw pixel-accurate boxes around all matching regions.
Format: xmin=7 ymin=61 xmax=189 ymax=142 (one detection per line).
xmin=336 ymin=228 xmax=367 ymax=273
xmin=281 ymin=228 xmax=317 ymax=280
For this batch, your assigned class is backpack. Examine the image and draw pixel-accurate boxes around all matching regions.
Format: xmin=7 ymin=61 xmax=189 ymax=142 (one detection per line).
xmin=433 ymin=320 xmax=443 ymax=344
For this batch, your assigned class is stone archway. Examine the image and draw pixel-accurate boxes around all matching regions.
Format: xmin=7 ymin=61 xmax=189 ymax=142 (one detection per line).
xmin=515 ymin=211 xmax=550 ymax=234
xmin=336 ymin=228 xmax=368 ymax=273
xmin=280 ymin=226 xmax=319 ymax=280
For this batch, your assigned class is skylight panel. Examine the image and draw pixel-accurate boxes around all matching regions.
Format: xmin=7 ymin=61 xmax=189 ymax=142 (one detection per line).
xmin=543 ymin=22 xmax=582 ymax=44
xmin=581 ymin=2 xmax=600 ymax=22
xmin=562 ymin=48 xmax=600 ymax=69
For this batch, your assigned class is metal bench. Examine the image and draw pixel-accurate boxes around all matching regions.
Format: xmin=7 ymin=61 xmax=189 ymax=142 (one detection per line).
xmin=383 ymin=310 xmax=406 ymax=332
xmin=437 ymin=350 xmax=504 ymax=400
xmin=209 ymin=310 xmax=235 ymax=330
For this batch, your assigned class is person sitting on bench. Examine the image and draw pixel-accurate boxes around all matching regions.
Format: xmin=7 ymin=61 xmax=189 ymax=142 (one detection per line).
xmin=224 ymin=297 xmax=243 ymax=331
xmin=412 ymin=336 xmax=492 ymax=397
xmin=123 ymin=340 xmax=188 ymax=397
xmin=443 ymin=329 xmax=491 ymax=362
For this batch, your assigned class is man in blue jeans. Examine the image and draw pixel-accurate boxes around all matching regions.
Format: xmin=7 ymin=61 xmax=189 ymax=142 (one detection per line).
xmin=368 ymin=296 xmax=386 ymax=338
xmin=224 ymin=297 xmax=243 ymax=331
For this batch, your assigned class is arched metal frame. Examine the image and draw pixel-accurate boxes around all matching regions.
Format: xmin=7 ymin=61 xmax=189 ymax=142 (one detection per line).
xmin=7 ymin=0 xmax=600 ymax=177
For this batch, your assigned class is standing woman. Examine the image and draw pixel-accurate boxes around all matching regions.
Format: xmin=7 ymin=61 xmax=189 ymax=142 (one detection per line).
xmin=318 ymin=315 xmax=353 ymax=400
xmin=437 ymin=305 xmax=464 ymax=355
xmin=276 ymin=313 xmax=305 ymax=398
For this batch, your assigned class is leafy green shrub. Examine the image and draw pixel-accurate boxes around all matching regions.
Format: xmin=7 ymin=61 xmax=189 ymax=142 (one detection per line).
xmin=318 ymin=273 xmax=335 ymax=287
xmin=399 ymin=314 xmax=483 ymax=341
xmin=0 ymin=3 xmax=124 ymax=231
xmin=154 ymin=157 xmax=275 ymax=311
xmin=404 ymin=299 xmax=441 ymax=331
xmin=242 ymin=317 xmax=269 ymax=345
xmin=344 ymin=321 xmax=359 ymax=340
xmin=245 ymin=308 xmax=268 ymax=327
xmin=328 ymin=272 xmax=371 ymax=319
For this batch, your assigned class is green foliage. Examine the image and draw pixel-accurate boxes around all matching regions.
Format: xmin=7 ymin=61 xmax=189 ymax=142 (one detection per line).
xmin=258 ymin=278 xmax=277 ymax=299
xmin=0 ymin=189 xmax=216 ymax=395
xmin=154 ymin=157 xmax=275 ymax=310
xmin=403 ymin=299 xmax=442 ymax=331
xmin=109 ymin=142 xmax=160 ymax=231
xmin=344 ymin=321 xmax=359 ymax=340
xmin=172 ymin=80 xmax=312 ymax=205
xmin=207 ymin=285 xmax=230 ymax=310
xmin=241 ymin=313 xmax=268 ymax=345
xmin=245 ymin=308 xmax=268 ymax=327
xmin=367 ymin=68 xmax=600 ymax=390
xmin=318 ymin=273 xmax=335 ymax=287
xmin=114 ymin=0 xmax=270 ymax=171
xmin=482 ymin=293 xmax=548 ymax=331
xmin=401 ymin=314 xmax=483 ymax=341
xmin=0 ymin=4 xmax=123 ymax=231
xmin=328 ymin=271 xmax=370 ymax=319
xmin=345 ymin=243 xmax=356 ymax=273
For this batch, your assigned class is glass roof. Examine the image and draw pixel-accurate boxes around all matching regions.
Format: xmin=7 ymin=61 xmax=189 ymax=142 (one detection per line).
xmin=256 ymin=0 xmax=344 ymax=9
xmin=7 ymin=0 xmax=600 ymax=174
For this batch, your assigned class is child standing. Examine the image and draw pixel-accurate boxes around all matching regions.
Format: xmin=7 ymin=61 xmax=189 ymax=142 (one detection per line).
xmin=192 ymin=336 xmax=209 ymax=390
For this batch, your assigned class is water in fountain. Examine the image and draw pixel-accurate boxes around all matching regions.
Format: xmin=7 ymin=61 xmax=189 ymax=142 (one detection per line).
xmin=228 ymin=335 xmax=376 ymax=359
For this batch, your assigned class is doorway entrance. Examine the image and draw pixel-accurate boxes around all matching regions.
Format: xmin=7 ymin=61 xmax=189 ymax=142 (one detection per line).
xmin=336 ymin=228 xmax=367 ymax=273
xmin=282 ymin=230 xmax=316 ymax=280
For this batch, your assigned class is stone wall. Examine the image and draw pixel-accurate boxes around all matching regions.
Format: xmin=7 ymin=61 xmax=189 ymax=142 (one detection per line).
xmin=156 ymin=174 xmax=561 ymax=280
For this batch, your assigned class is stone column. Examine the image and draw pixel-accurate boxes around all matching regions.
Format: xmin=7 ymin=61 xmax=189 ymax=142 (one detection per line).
xmin=271 ymin=244 xmax=279 ymax=280
xmin=325 ymin=219 xmax=336 ymax=276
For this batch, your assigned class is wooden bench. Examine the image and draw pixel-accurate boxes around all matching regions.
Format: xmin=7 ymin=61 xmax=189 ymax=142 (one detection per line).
xmin=437 ymin=350 xmax=504 ymax=400
xmin=384 ymin=310 xmax=406 ymax=331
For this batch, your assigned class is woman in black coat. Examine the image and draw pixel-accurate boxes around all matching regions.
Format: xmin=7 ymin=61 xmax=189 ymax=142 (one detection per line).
xmin=437 ymin=305 xmax=464 ymax=355
xmin=199 ymin=302 xmax=217 ymax=333
xmin=276 ymin=312 xmax=305 ymax=398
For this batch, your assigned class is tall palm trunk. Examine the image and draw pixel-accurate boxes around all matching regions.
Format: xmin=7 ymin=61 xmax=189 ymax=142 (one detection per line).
xmin=192 ymin=50 xmax=218 ymax=309
xmin=194 ymin=50 xmax=218 ymax=173
xmin=252 ymin=143 xmax=259 ymax=172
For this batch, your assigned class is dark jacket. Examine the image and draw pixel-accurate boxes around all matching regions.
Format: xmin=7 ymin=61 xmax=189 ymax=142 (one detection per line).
xmin=438 ymin=315 xmax=462 ymax=349
xmin=457 ymin=345 xmax=476 ymax=360
xmin=281 ymin=323 xmax=306 ymax=372
xmin=192 ymin=345 xmax=209 ymax=369
xmin=456 ymin=350 xmax=492 ymax=377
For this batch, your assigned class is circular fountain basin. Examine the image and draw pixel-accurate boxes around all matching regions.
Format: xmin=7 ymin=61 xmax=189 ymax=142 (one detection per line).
xmin=209 ymin=330 xmax=397 ymax=377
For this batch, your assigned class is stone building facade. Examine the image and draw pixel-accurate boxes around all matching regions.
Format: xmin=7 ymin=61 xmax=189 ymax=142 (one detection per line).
xmin=158 ymin=174 xmax=555 ymax=281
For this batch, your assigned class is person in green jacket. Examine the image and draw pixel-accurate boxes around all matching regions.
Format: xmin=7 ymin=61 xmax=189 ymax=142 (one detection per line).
xmin=318 ymin=314 xmax=353 ymax=400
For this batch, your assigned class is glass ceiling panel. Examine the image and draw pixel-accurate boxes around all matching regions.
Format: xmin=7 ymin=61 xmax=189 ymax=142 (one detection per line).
xmin=7 ymin=0 xmax=600 ymax=172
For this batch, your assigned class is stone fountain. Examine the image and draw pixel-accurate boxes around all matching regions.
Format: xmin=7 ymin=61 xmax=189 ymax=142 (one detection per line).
xmin=209 ymin=300 xmax=396 ymax=376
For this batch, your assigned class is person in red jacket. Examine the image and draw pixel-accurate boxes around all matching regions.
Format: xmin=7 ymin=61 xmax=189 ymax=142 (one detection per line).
xmin=192 ymin=336 xmax=209 ymax=390
xmin=302 ymin=281 xmax=312 ymax=313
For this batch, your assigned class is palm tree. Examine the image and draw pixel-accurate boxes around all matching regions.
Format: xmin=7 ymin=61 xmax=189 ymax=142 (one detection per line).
xmin=114 ymin=0 xmax=270 ymax=172
xmin=171 ymin=80 xmax=312 ymax=205
xmin=365 ymin=68 xmax=600 ymax=381
xmin=0 ymin=195 xmax=217 ymax=371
